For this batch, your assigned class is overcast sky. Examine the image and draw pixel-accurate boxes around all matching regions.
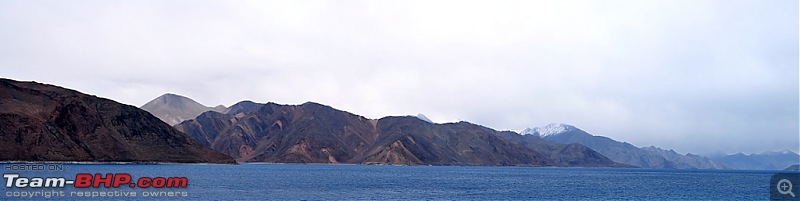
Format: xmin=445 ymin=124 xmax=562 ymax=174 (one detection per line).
xmin=1 ymin=0 xmax=797 ymax=155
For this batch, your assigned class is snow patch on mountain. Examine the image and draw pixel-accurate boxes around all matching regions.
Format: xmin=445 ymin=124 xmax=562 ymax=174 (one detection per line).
xmin=520 ymin=123 xmax=576 ymax=137
xmin=415 ymin=113 xmax=434 ymax=124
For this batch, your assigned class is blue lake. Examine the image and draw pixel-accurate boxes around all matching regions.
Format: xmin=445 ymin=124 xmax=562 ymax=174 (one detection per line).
xmin=0 ymin=163 xmax=786 ymax=200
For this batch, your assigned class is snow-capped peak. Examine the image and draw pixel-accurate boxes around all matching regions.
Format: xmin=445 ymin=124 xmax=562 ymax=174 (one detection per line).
xmin=520 ymin=128 xmax=536 ymax=135
xmin=521 ymin=123 xmax=576 ymax=137
xmin=761 ymin=150 xmax=799 ymax=156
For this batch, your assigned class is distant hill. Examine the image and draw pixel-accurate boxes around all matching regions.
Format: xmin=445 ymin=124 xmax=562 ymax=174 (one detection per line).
xmin=494 ymin=131 xmax=635 ymax=167
xmin=174 ymin=101 xmax=627 ymax=167
xmin=523 ymin=123 xmax=726 ymax=169
xmin=710 ymin=151 xmax=800 ymax=170
xmin=223 ymin=100 xmax=262 ymax=116
xmin=141 ymin=93 xmax=226 ymax=125
xmin=0 ymin=78 xmax=234 ymax=163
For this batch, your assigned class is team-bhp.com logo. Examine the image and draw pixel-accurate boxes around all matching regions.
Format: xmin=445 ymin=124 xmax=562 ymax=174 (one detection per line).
xmin=4 ymin=171 xmax=190 ymax=199
xmin=4 ymin=173 xmax=188 ymax=188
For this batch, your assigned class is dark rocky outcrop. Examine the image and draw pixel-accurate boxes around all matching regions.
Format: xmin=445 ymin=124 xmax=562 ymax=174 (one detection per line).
xmin=0 ymin=78 xmax=235 ymax=163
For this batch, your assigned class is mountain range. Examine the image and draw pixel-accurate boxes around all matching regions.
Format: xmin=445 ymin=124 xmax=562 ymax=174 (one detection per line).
xmin=521 ymin=123 xmax=800 ymax=170
xmin=0 ymin=79 xmax=234 ymax=163
xmin=521 ymin=123 xmax=727 ymax=169
xmin=171 ymin=100 xmax=629 ymax=167
xmin=709 ymin=150 xmax=800 ymax=170
xmin=3 ymin=78 xmax=792 ymax=169
xmin=140 ymin=93 xmax=797 ymax=169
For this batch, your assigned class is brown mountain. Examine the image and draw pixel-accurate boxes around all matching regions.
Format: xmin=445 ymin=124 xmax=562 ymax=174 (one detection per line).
xmin=140 ymin=93 xmax=226 ymax=126
xmin=175 ymin=101 xmax=627 ymax=167
xmin=360 ymin=116 xmax=552 ymax=166
xmin=0 ymin=78 xmax=234 ymax=163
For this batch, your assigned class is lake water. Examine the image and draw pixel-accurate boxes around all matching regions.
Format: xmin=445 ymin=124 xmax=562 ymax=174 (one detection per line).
xmin=0 ymin=163 xmax=787 ymax=200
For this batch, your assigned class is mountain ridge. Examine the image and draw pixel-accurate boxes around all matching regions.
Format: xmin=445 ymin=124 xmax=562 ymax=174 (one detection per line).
xmin=0 ymin=78 xmax=235 ymax=163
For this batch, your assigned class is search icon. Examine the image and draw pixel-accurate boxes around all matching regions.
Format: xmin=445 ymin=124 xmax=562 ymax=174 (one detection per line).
xmin=779 ymin=179 xmax=795 ymax=197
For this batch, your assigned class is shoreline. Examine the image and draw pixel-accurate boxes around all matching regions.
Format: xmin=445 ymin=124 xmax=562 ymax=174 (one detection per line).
xmin=0 ymin=161 xmax=239 ymax=165
xmin=2 ymin=161 xmax=795 ymax=172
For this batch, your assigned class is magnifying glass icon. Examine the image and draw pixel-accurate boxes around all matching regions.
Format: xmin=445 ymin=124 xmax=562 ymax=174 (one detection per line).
xmin=778 ymin=179 xmax=795 ymax=197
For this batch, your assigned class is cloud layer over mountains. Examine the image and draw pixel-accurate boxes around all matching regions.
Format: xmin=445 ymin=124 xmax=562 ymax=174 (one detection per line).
xmin=1 ymin=1 xmax=797 ymax=154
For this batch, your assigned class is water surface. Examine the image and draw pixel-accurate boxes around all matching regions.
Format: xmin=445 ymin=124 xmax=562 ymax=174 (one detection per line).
xmin=1 ymin=163 xmax=782 ymax=200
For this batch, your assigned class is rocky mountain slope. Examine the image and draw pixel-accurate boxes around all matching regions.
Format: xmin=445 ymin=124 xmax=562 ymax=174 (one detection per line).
xmin=141 ymin=93 xmax=226 ymax=125
xmin=174 ymin=101 xmax=627 ymax=167
xmin=524 ymin=123 xmax=725 ymax=169
xmin=0 ymin=78 xmax=235 ymax=163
